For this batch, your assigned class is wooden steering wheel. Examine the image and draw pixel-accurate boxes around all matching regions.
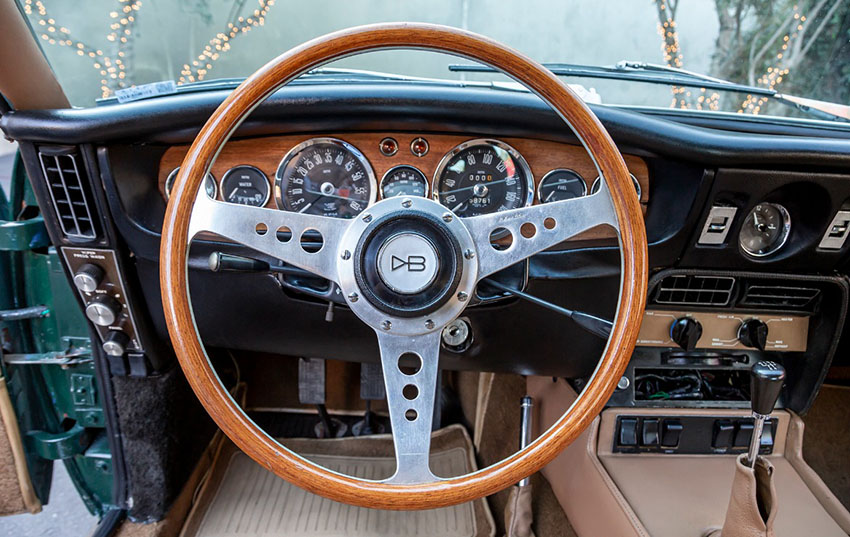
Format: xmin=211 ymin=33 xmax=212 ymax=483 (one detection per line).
xmin=160 ymin=23 xmax=647 ymax=510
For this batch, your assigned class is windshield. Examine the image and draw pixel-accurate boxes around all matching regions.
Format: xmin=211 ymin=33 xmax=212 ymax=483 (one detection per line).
xmin=17 ymin=0 xmax=850 ymax=121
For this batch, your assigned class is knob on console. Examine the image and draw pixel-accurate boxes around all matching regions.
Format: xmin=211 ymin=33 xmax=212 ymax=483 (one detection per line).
xmin=750 ymin=360 xmax=785 ymax=416
xmin=73 ymin=264 xmax=104 ymax=293
xmin=85 ymin=297 xmax=121 ymax=327
xmin=102 ymin=330 xmax=130 ymax=357
xmin=738 ymin=319 xmax=768 ymax=351
xmin=670 ymin=317 xmax=703 ymax=351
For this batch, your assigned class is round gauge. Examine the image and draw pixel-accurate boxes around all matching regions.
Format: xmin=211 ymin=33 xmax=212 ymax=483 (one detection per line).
xmin=590 ymin=174 xmax=642 ymax=199
xmin=433 ymin=139 xmax=533 ymax=217
xmin=380 ymin=165 xmax=428 ymax=198
xmin=220 ymin=165 xmax=270 ymax=206
xmin=165 ymin=167 xmax=217 ymax=200
xmin=739 ymin=202 xmax=791 ymax=257
xmin=537 ymin=169 xmax=587 ymax=203
xmin=276 ymin=138 xmax=376 ymax=218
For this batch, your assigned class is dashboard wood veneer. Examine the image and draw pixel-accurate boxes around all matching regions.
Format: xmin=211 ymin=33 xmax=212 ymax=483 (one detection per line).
xmin=159 ymin=133 xmax=648 ymax=241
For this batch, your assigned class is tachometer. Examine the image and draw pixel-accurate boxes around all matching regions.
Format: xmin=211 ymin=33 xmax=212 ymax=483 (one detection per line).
xmin=433 ymin=139 xmax=533 ymax=217
xmin=220 ymin=165 xmax=270 ymax=206
xmin=276 ymin=138 xmax=376 ymax=218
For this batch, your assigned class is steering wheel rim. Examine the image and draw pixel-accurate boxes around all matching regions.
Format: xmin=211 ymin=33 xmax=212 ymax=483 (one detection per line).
xmin=161 ymin=22 xmax=647 ymax=510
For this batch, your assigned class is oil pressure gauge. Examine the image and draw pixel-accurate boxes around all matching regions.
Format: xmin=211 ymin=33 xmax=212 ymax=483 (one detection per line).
xmin=739 ymin=202 xmax=791 ymax=257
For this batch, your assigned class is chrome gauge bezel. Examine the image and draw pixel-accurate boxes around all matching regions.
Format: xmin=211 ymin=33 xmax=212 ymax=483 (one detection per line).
xmin=739 ymin=202 xmax=792 ymax=258
xmin=274 ymin=137 xmax=377 ymax=214
xmin=537 ymin=168 xmax=587 ymax=204
xmin=165 ymin=167 xmax=217 ymax=200
xmin=380 ymin=164 xmax=429 ymax=199
xmin=431 ymin=138 xmax=534 ymax=214
xmin=591 ymin=173 xmax=642 ymax=200
xmin=219 ymin=165 xmax=271 ymax=207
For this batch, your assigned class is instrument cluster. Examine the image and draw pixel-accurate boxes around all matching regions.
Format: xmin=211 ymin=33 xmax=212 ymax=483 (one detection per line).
xmin=164 ymin=135 xmax=643 ymax=220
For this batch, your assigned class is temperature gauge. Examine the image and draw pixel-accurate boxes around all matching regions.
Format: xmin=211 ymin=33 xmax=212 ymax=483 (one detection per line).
xmin=537 ymin=169 xmax=587 ymax=203
xmin=221 ymin=165 xmax=270 ymax=207
xmin=380 ymin=165 xmax=428 ymax=198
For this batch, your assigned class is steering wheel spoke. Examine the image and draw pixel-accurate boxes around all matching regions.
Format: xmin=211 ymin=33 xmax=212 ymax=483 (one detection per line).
xmin=375 ymin=330 xmax=442 ymax=484
xmin=188 ymin=189 xmax=349 ymax=283
xmin=464 ymin=181 xmax=619 ymax=280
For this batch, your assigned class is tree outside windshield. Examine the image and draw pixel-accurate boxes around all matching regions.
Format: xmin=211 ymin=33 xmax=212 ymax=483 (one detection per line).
xmin=17 ymin=0 xmax=850 ymax=119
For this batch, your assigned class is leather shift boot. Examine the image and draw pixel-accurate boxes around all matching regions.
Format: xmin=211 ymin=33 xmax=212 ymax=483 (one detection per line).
xmin=708 ymin=454 xmax=778 ymax=537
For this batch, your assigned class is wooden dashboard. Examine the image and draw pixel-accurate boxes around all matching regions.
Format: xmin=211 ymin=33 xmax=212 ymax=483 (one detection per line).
xmin=158 ymin=133 xmax=649 ymax=240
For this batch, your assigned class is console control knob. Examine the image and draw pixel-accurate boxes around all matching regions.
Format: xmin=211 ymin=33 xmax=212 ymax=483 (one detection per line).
xmin=73 ymin=264 xmax=104 ymax=293
xmin=85 ymin=297 xmax=121 ymax=327
xmin=670 ymin=317 xmax=703 ymax=351
xmin=102 ymin=330 xmax=130 ymax=357
xmin=738 ymin=319 xmax=768 ymax=351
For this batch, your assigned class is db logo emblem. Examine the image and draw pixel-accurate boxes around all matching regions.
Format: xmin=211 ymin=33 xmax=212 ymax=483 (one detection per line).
xmin=391 ymin=255 xmax=426 ymax=272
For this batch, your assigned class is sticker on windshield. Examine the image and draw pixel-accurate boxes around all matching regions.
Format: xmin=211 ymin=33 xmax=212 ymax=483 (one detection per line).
xmin=115 ymin=81 xmax=177 ymax=104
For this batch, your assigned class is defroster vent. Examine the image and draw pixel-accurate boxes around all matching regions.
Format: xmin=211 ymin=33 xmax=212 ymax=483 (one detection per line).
xmin=38 ymin=147 xmax=98 ymax=240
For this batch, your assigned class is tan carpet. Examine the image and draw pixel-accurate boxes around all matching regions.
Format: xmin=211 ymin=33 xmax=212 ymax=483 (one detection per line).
xmin=802 ymin=384 xmax=850 ymax=512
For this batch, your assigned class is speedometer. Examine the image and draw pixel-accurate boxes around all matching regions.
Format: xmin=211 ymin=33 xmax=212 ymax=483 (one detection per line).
xmin=433 ymin=139 xmax=533 ymax=217
xmin=275 ymin=138 xmax=376 ymax=218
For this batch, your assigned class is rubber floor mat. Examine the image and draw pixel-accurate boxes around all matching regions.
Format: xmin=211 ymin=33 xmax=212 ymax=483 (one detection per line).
xmin=181 ymin=424 xmax=494 ymax=537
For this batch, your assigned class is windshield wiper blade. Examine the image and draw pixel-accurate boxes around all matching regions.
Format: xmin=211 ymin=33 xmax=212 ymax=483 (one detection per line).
xmin=450 ymin=61 xmax=849 ymax=122
xmin=450 ymin=61 xmax=775 ymax=96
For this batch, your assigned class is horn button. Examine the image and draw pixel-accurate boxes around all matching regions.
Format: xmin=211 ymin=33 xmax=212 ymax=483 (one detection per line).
xmin=376 ymin=233 xmax=439 ymax=294
xmin=354 ymin=212 xmax=463 ymax=318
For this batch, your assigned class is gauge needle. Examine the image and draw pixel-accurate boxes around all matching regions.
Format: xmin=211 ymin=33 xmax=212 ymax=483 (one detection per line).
xmin=229 ymin=187 xmax=239 ymax=199
xmin=440 ymin=177 xmax=511 ymax=196
xmin=544 ymin=190 xmax=556 ymax=202
xmin=303 ymin=188 xmax=352 ymax=202
xmin=298 ymin=202 xmax=313 ymax=213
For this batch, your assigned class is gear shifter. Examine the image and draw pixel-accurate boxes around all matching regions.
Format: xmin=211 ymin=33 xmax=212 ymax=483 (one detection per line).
xmin=747 ymin=360 xmax=785 ymax=467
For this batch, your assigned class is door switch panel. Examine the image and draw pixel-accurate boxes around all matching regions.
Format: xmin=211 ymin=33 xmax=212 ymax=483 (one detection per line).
xmin=698 ymin=206 xmax=738 ymax=245
xmin=62 ymin=248 xmax=143 ymax=356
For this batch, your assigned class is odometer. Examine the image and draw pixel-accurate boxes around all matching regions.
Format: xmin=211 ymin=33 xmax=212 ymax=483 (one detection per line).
xmin=433 ymin=139 xmax=533 ymax=217
xmin=276 ymin=138 xmax=376 ymax=218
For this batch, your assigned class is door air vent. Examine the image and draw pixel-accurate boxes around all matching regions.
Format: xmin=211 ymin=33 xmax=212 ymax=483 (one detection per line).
xmin=739 ymin=284 xmax=820 ymax=310
xmin=653 ymin=274 xmax=736 ymax=307
xmin=38 ymin=147 xmax=98 ymax=240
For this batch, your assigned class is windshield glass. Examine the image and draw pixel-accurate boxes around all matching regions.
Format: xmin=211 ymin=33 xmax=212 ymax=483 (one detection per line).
xmin=17 ymin=0 xmax=850 ymax=120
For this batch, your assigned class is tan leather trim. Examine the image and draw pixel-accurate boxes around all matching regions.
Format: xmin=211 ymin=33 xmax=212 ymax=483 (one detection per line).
xmin=598 ymin=408 xmax=789 ymax=457
xmin=0 ymin=377 xmax=41 ymax=514
xmin=718 ymin=454 xmax=778 ymax=537
xmin=0 ymin=0 xmax=69 ymax=110
xmin=528 ymin=376 xmax=649 ymax=537
xmin=785 ymin=411 xmax=850 ymax=533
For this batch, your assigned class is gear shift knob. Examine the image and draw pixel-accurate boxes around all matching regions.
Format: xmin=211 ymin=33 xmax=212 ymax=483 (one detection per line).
xmin=750 ymin=360 xmax=785 ymax=416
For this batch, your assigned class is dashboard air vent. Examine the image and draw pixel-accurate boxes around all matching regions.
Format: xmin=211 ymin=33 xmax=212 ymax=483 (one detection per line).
xmin=739 ymin=284 xmax=820 ymax=309
xmin=653 ymin=274 xmax=736 ymax=307
xmin=38 ymin=148 xmax=97 ymax=240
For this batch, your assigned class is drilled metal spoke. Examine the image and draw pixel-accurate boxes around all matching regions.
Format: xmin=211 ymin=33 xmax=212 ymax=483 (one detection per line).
xmin=463 ymin=182 xmax=618 ymax=280
xmin=375 ymin=330 xmax=442 ymax=484
xmin=188 ymin=189 xmax=349 ymax=283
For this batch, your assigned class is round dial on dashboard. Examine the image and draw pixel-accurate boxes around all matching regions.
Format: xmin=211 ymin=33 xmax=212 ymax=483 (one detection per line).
xmin=380 ymin=165 xmax=428 ymax=198
xmin=590 ymin=173 xmax=642 ymax=199
xmin=739 ymin=202 xmax=791 ymax=257
xmin=537 ymin=169 xmax=587 ymax=203
xmin=165 ymin=167 xmax=217 ymax=200
xmin=220 ymin=165 xmax=270 ymax=206
xmin=275 ymin=137 xmax=376 ymax=218
xmin=433 ymin=139 xmax=533 ymax=217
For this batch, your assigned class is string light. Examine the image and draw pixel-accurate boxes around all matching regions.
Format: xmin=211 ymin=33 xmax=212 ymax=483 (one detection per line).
xmin=739 ymin=3 xmax=803 ymax=114
xmin=179 ymin=0 xmax=275 ymax=84
xmin=655 ymin=0 xmax=692 ymax=109
xmin=24 ymin=0 xmax=141 ymax=98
